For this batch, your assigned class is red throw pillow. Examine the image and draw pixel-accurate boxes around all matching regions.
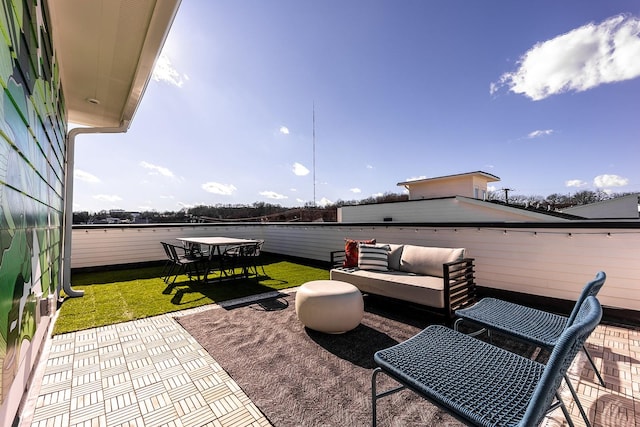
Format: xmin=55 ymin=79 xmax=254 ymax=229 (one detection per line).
xmin=344 ymin=238 xmax=376 ymax=267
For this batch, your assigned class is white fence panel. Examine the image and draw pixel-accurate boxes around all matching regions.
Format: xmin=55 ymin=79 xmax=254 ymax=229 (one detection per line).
xmin=71 ymin=223 xmax=640 ymax=311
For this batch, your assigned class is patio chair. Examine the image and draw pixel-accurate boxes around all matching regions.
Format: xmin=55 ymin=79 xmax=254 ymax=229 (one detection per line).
xmin=220 ymin=244 xmax=244 ymax=277
xmin=242 ymin=240 xmax=266 ymax=277
xmin=372 ymin=296 xmax=602 ymax=427
xmin=161 ymin=241 xmax=176 ymax=282
xmin=221 ymin=241 xmax=265 ymax=278
xmin=161 ymin=242 xmax=205 ymax=284
xmin=183 ymin=241 xmax=209 ymax=259
xmin=453 ymin=271 xmax=606 ymax=426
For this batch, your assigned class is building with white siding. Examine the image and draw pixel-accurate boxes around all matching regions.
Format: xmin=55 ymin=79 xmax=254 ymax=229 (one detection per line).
xmin=338 ymin=196 xmax=583 ymax=223
xmin=339 ymin=171 xmax=583 ymax=223
xmin=398 ymin=171 xmax=500 ymax=201
xmin=562 ymin=193 xmax=640 ymax=220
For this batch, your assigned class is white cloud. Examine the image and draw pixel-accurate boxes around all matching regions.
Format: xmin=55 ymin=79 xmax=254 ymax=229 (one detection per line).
xmin=492 ymin=15 xmax=640 ymax=100
xmin=405 ymin=175 xmax=427 ymax=182
xmin=296 ymin=198 xmax=306 ymax=204
xmin=292 ymin=162 xmax=310 ymax=176
xmin=74 ymin=169 xmax=101 ymax=183
xmin=201 ymin=182 xmax=237 ymax=195
xmin=317 ymin=197 xmax=332 ymax=206
xmin=350 ymin=188 xmax=362 ymax=193
xmin=140 ymin=161 xmax=175 ymax=178
xmin=372 ymin=192 xmax=384 ymax=198
xmin=487 ymin=185 xmax=498 ymax=192
xmin=177 ymin=202 xmax=194 ymax=209
xmin=259 ymin=191 xmax=288 ymax=200
xmin=366 ymin=165 xmax=374 ymax=169
xmin=593 ymin=174 xmax=629 ymax=188
xmin=279 ymin=126 xmax=290 ymax=135
xmin=152 ymin=54 xmax=187 ymax=87
xmin=93 ymin=194 xmax=122 ymax=202
xmin=565 ymin=179 xmax=588 ymax=188
xmin=527 ymin=129 xmax=554 ymax=139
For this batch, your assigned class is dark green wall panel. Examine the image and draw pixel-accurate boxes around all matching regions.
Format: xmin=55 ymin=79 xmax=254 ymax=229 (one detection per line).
xmin=0 ymin=0 xmax=65 ymax=403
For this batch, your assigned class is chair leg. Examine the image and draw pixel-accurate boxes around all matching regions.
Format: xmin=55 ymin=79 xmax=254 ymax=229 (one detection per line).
xmin=372 ymin=368 xmax=380 ymax=427
xmin=371 ymin=367 xmax=407 ymax=427
xmin=162 ymin=262 xmax=173 ymax=283
xmin=555 ymin=391 xmax=576 ymax=427
xmin=186 ymin=262 xmax=201 ymax=282
xmin=564 ymin=374 xmax=591 ymax=427
xmin=583 ymin=345 xmax=606 ymax=387
xmin=168 ymin=266 xmax=179 ymax=284
xmin=161 ymin=261 xmax=172 ymax=282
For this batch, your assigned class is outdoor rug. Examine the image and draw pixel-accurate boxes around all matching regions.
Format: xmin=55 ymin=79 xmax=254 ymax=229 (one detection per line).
xmin=177 ymin=294 xmax=545 ymax=426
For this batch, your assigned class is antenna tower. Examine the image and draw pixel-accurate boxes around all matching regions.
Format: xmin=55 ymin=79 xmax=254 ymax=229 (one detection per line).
xmin=312 ymin=102 xmax=316 ymax=207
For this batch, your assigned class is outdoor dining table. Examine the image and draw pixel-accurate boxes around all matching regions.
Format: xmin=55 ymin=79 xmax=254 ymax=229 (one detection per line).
xmin=176 ymin=236 xmax=260 ymax=282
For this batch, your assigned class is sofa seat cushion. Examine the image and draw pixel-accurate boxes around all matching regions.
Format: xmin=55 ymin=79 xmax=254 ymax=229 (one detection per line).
xmin=330 ymin=268 xmax=445 ymax=309
xmin=399 ymin=245 xmax=465 ymax=278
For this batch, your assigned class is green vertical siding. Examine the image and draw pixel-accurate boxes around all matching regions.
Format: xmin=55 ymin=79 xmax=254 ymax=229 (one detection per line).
xmin=0 ymin=0 xmax=65 ymax=403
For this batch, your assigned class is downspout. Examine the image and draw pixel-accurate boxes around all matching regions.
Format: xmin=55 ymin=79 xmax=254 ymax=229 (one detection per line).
xmin=61 ymin=121 xmax=131 ymax=297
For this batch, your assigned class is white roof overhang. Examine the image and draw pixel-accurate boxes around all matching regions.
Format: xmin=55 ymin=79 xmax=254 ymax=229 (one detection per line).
xmin=48 ymin=0 xmax=181 ymax=128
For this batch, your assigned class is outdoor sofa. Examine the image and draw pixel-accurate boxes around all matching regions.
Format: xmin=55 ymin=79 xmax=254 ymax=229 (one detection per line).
xmin=330 ymin=242 xmax=476 ymax=320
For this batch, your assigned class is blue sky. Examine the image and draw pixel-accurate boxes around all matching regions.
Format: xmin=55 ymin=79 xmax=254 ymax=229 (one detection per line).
xmin=72 ymin=1 xmax=640 ymax=212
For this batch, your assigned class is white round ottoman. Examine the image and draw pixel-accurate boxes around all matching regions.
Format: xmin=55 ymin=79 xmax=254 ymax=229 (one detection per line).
xmin=295 ymin=280 xmax=364 ymax=334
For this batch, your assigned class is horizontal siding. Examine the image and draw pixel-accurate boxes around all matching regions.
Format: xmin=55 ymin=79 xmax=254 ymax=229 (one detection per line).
xmin=339 ymin=199 xmax=567 ymax=222
xmin=71 ymin=223 xmax=640 ymax=311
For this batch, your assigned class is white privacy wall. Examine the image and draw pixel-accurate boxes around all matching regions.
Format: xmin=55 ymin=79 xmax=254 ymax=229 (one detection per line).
xmin=71 ymin=223 xmax=640 ymax=311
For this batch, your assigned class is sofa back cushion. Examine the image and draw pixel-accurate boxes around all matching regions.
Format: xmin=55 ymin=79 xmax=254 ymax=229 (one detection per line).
xmin=386 ymin=244 xmax=404 ymax=270
xmin=399 ymin=245 xmax=465 ymax=277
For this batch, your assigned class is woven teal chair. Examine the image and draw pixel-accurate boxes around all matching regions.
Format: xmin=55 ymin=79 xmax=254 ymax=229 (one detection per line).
xmin=372 ymin=296 xmax=602 ymax=427
xmin=453 ymin=271 xmax=606 ymax=426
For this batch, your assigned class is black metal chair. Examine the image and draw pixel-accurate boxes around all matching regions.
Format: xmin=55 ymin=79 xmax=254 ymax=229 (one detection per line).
xmin=160 ymin=241 xmax=176 ymax=282
xmin=242 ymin=240 xmax=266 ymax=277
xmin=372 ymin=296 xmax=602 ymax=427
xmin=160 ymin=241 xmax=205 ymax=284
xmin=220 ymin=244 xmax=244 ymax=277
xmin=453 ymin=271 xmax=606 ymax=426
xmin=183 ymin=241 xmax=209 ymax=259
xmin=221 ymin=241 xmax=265 ymax=278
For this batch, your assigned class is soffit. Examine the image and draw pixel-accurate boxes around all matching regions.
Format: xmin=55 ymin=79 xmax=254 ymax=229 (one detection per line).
xmin=47 ymin=0 xmax=180 ymax=128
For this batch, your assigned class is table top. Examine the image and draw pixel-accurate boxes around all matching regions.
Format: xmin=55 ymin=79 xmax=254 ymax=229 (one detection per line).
xmin=176 ymin=236 xmax=259 ymax=246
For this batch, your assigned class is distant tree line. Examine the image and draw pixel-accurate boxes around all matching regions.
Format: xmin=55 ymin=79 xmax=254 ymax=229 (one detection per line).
xmin=488 ymin=189 xmax=636 ymax=210
xmin=72 ymin=190 xmax=635 ymax=224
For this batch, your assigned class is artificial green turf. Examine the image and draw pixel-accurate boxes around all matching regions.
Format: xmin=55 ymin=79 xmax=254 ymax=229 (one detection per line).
xmin=54 ymin=255 xmax=329 ymax=335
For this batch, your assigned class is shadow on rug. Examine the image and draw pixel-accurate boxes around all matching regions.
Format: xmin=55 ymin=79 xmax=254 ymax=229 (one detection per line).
xmin=177 ymin=294 xmax=543 ymax=426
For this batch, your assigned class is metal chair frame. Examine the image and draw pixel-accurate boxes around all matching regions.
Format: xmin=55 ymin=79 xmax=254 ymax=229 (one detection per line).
xmin=161 ymin=241 xmax=205 ymax=284
xmin=221 ymin=240 xmax=265 ymax=278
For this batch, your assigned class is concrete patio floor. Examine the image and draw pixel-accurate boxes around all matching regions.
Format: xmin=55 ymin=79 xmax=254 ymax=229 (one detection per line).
xmin=18 ymin=290 xmax=640 ymax=427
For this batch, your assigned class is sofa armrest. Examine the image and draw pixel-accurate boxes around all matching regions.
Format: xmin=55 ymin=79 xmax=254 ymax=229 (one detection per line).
xmin=443 ymin=258 xmax=476 ymax=320
xmin=330 ymin=250 xmax=346 ymax=268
